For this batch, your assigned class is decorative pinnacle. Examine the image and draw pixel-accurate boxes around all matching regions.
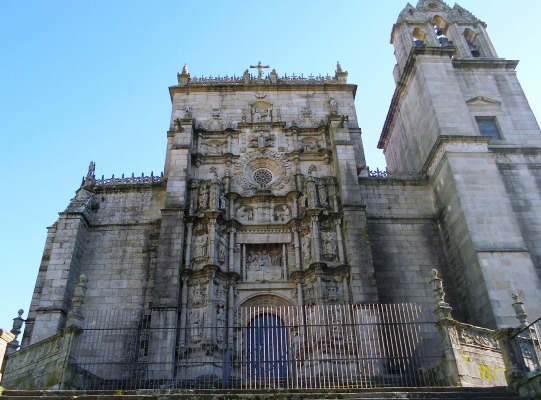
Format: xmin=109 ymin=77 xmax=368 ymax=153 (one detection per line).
xmin=181 ymin=63 xmax=189 ymax=75
xmin=511 ymin=292 xmax=528 ymax=328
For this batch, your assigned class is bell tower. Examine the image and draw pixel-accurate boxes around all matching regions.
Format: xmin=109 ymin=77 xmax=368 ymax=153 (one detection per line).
xmin=379 ymin=0 xmax=541 ymax=328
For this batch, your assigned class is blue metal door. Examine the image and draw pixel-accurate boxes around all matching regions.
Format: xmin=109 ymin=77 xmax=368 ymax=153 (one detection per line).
xmin=247 ymin=314 xmax=288 ymax=379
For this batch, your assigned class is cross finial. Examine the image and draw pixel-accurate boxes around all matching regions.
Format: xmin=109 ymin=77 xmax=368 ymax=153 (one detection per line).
xmin=249 ymin=61 xmax=270 ymax=79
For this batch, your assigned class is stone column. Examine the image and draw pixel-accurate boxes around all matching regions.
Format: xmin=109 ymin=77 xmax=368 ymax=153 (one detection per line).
xmin=180 ymin=275 xmax=189 ymax=347
xmin=475 ymin=24 xmax=498 ymax=58
xmin=315 ymin=267 xmax=324 ymax=305
xmin=228 ymin=228 xmax=236 ymax=273
xmin=208 ymin=218 xmax=217 ymax=265
xmin=293 ymin=228 xmax=301 ymax=270
xmin=206 ymin=270 xmax=216 ymax=344
xmin=334 ymin=219 xmax=345 ymax=264
xmin=448 ymin=23 xmax=471 ymax=58
xmin=312 ymin=216 xmax=322 ymax=261
xmin=184 ymin=222 xmax=193 ymax=269
xmin=242 ymin=244 xmax=246 ymax=280
xmin=282 ymin=243 xmax=288 ymax=280
xmin=340 ymin=269 xmax=351 ymax=304
xmin=227 ymin=278 xmax=237 ymax=350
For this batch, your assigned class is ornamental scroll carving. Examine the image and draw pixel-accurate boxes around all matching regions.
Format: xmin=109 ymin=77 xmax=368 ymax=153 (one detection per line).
xmin=457 ymin=325 xmax=499 ymax=350
xmin=233 ymin=150 xmax=292 ymax=192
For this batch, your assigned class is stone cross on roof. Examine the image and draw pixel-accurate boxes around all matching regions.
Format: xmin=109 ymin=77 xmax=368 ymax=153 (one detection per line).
xmin=250 ymin=61 xmax=270 ymax=79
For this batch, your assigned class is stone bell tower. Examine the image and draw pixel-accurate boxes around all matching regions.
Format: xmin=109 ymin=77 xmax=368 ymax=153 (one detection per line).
xmin=379 ymin=0 xmax=541 ymax=328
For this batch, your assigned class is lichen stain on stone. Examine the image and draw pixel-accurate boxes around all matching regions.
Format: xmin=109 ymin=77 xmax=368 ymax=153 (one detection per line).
xmin=461 ymin=354 xmax=469 ymax=362
xmin=479 ymin=364 xmax=496 ymax=381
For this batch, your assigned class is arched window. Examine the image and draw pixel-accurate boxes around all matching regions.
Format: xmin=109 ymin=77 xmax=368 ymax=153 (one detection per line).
xmin=464 ymin=28 xmax=481 ymax=57
xmin=412 ymin=27 xmax=426 ymax=47
xmin=433 ymin=16 xmax=453 ymax=48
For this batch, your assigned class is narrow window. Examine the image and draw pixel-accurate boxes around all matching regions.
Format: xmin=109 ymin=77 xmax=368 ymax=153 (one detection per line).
xmin=476 ymin=117 xmax=502 ymax=140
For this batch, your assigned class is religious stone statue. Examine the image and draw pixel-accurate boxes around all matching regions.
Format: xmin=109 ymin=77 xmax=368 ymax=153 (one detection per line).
xmin=190 ymin=310 xmax=203 ymax=343
xmin=318 ymin=183 xmax=328 ymax=207
xmin=275 ymin=205 xmax=291 ymax=222
xmin=322 ymin=231 xmax=336 ymax=257
xmin=218 ymin=242 xmax=226 ymax=264
xmin=195 ymin=234 xmax=208 ymax=259
xmin=198 ymin=184 xmax=209 ymax=211
xmin=302 ymin=235 xmax=312 ymax=264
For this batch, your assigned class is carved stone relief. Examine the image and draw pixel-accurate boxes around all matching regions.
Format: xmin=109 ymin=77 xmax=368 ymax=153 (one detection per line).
xmin=250 ymin=101 xmax=273 ymax=123
xmin=237 ymin=205 xmax=254 ymax=222
xmin=233 ymin=150 xmax=292 ymax=193
xmin=189 ymin=309 xmax=203 ymax=344
xmin=321 ymin=231 xmax=337 ymax=262
xmin=274 ymin=204 xmax=291 ymax=222
xmin=302 ymin=137 xmax=319 ymax=152
xmin=245 ymin=244 xmax=283 ymax=282
xmin=248 ymin=131 xmax=275 ymax=149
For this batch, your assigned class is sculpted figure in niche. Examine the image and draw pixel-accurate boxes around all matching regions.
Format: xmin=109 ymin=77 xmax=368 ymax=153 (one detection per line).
xmin=190 ymin=310 xmax=203 ymax=344
xmin=238 ymin=206 xmax=254 ymax=221
xmin=302 ymin=235 xmax=312 ymax=264
xmin=275 ymin=205 xmax=291 ymax=222
xmin=198 ymin=184 xmax=209 ymax=211
xmin=322 ymin=231 xmax=336 ymax=258
xmin=303 ymin=139 xmax=318 ymax=152
xmin=329 ymin=98 xmax=338 ymax=115
xmin=218 ymin=242 xmax=226 ymax=264
xmin=318 ymin=183 xmax=328 ymax=207
xmin=195 ymin=234 xmax=208 ymax=259
xmin=216 ymin=306 xmax=226 ymax=345
xmin=246 ymin=251 xmax=262 ymax=270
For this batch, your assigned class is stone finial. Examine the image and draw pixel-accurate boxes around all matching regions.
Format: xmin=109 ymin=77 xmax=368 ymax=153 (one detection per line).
xmin=67 ymin=274 xmax=88 ymax=328
xmin=177 ymin=63 xmax=191 ymax=86
xmin=7 ymin=309 xmax=25 ymax=355
xmin=83 ymin=161 xmax=96 ymax=186
xmin=511 ymin=292 xmax=528 ymax=328
xmin=270 ymin=68 xmax=278 ymax=84
xmin=334 ymin=61 xmax=348 ymax=84
xmin=429 ymin=269 xmax=452 ymax=320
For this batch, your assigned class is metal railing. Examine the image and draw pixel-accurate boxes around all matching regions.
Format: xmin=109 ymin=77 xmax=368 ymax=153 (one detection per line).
xmin=513 ymin=316 xmax=541 ymax=372
xmin=70 ymin=304 xmax=448 ymax=390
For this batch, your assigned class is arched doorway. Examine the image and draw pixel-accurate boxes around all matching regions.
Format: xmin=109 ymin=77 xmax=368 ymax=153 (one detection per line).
xmin=247 ymin=313 xmax=288 ymax=380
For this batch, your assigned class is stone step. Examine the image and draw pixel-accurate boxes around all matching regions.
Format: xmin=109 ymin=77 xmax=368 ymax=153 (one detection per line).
xmin=0 ymin=387 xmax=529 ymax=400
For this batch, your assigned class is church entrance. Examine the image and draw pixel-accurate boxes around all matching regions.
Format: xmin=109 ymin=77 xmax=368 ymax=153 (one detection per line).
xmin=247 ymin=314 xmax=288 ymax=380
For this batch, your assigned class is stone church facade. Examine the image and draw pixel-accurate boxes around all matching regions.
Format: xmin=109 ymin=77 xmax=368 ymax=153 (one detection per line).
xmin=18 ymin=0 xmax=541 ymax=378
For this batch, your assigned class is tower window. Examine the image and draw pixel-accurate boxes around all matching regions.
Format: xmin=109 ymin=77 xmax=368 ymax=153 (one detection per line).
xmin=476 ymin=117 xmax=502 ymax=140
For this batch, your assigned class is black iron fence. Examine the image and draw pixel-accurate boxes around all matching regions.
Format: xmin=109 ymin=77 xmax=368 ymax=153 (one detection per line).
xmin=70 ymin=304 xmax=448 ymax=390
xmin=512 ymin=316 xmax=541 ymax=373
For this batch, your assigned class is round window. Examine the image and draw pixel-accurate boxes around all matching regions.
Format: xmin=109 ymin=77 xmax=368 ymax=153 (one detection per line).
xmin=252 ymin=168 xmax=273 ymax=186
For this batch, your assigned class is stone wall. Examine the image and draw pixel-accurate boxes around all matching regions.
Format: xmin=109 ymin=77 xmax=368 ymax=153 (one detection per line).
xmin=2 ymin=326 xmax=81 ymax=390
xmin=360 ymin=177 xmax=460 ymax=316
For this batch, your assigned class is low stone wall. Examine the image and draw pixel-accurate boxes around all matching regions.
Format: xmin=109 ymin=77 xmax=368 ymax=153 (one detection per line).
xmin=2 ymin=326 xmax=81 ymax=390
xmin=438 ymin=318 xmax=506 ymax=387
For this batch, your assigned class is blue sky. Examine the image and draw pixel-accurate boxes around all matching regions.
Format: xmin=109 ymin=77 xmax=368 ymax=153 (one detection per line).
xmin=1 ymin=0 xmax=540 ymax=333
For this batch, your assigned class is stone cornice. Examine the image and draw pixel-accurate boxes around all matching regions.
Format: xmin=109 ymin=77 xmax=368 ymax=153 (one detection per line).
xmin=452 ymin=59 xmax=518 ymax=71
xmin=169 ymin=82 xmax=357 ymax=101
xmin=379 ymin=47 xmax=455 ymax=150
xmin=422 ymin=135 xmax=491 ymax=175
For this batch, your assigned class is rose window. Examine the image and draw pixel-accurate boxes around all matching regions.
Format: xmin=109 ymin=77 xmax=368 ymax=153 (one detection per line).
xmin=253 ymin=168 xmax=273 ymax=186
